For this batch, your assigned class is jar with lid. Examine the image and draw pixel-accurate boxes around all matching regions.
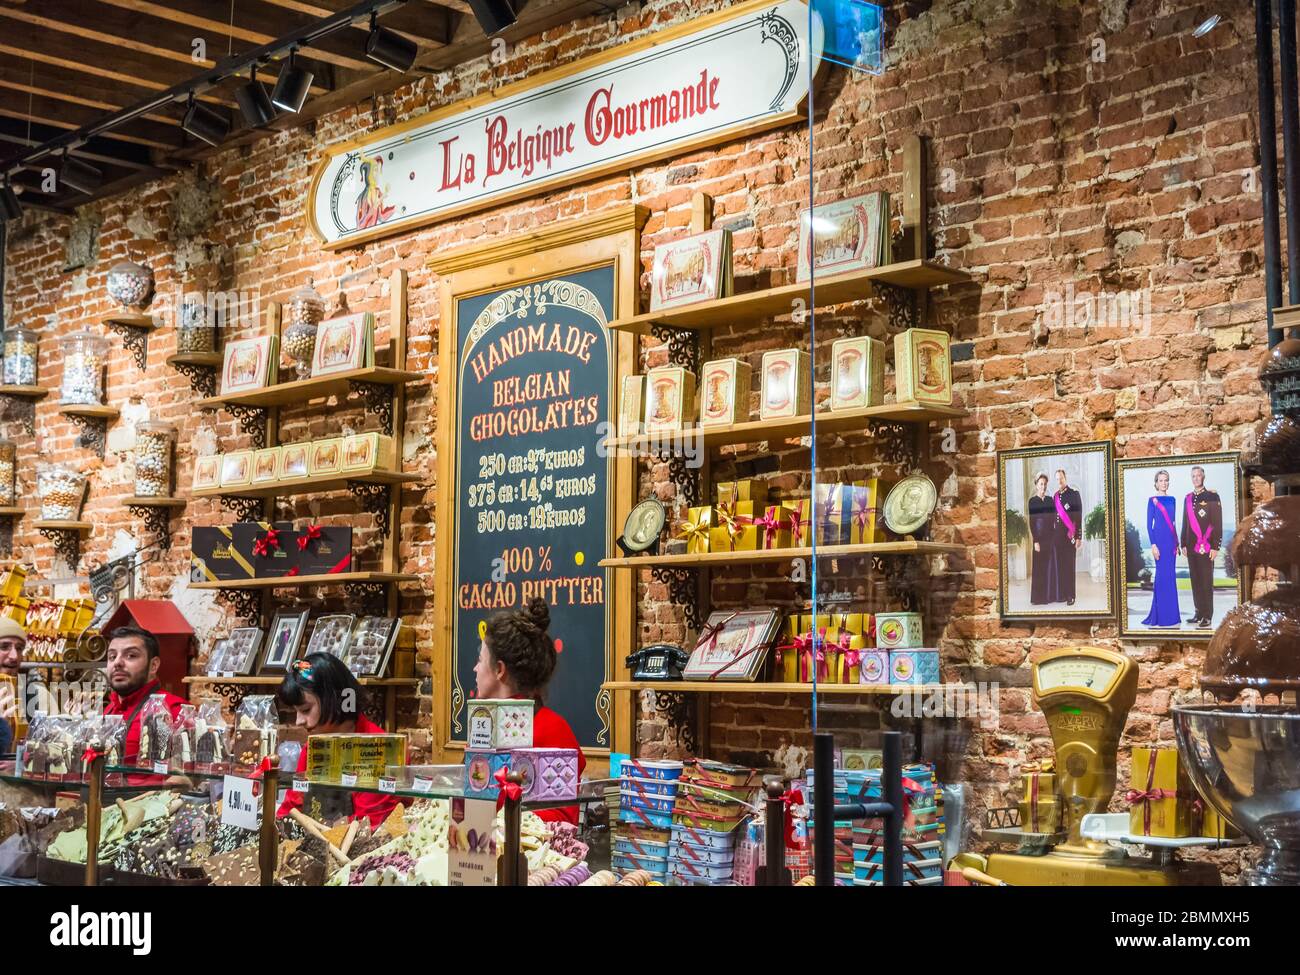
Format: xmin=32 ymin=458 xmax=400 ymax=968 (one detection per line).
xmin=106 ymin=259 xmax=154 ymax=311
xmin=3 ymin=328 xmax=38 ymax=387
xmin=283 ymin=280 xmax=325 ymax=379
xmin=0 ymin=440 xmax=15 ymax=506
xmin=134 ymin=421 xmax=176 ymax=497
xmin=37 ymin=465 xmax=86 ymax=521
xmin=176 ymin=299 xmax=216 ymax=355
xmin=60 ymin=332 xmax=110 ymax=405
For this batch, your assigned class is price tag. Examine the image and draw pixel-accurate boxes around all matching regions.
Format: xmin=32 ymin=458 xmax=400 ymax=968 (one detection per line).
xmin=340 ymin=773 xmax=358 ymax=787
xmin=412 ymin=776 xmax=433 ymax=794
xmin=221 ymin=672 xmax=235 ymax=678
xmin=152 ymin=761 xmax=168 ymax=775
xmin=378 ymin=776 xmax=397 ymax=794
xmin=292 ymin=778 xmax=310 ymax=793
xmin=220 ymin=775 xmax=261 ymax=830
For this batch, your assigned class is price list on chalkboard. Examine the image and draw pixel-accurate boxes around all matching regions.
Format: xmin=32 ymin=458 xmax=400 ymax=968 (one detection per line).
xmin=451 ymin=268 xmax=615 ymax=748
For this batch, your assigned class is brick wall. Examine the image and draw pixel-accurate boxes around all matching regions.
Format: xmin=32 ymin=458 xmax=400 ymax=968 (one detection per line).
xmin=0 ymin=0 xmax=1272 ymax=869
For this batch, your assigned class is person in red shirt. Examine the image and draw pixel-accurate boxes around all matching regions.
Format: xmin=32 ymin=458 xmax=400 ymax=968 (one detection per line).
xmin=102 ymin=625 xmax=187 ymax=786
xmin=474 ymin=598 xmax=586 ymax=824
xmin=276 ymin=653 xmax=403 ymax=829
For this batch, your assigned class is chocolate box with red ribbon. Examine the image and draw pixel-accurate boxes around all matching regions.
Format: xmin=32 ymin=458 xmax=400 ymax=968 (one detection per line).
xmin=1127 ymin=747 xmax=1196 ymax=839
xmin=191 ymin=526 xmax=254 ymax=581
xmin=230 ymin=521 xmax=297 ymax=579
xmin=294 ymin=524 xmax=353 ymax=576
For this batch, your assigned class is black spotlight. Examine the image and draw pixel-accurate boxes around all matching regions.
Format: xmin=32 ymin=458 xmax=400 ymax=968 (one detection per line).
xmin=365 ymin=13 xmax=418 ymax=72
xmin=59 ymin=152 xmax=103 ymax=194
xmin=271 ymin=48 xmax=313 ymax=114
xmin=236 ymin=65 xmax=278 ymax=127
xmin=182 ymin=94 xmax=231 ymax=146
xmin=468 ymin=0 xmax=517 ymax=35
xmin=0 ymin=182 xmax=21 ymax=221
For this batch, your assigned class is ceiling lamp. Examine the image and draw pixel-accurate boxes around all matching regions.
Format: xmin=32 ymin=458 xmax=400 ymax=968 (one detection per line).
xmin=0 ymin=182 xmax=21 ymax=221
xmin=271 ymin=48 xmax=313 ymax=114
xmin=236 ymin=64 xmax=278 ymax=127
xmin=59 ymin=152 xmax=103 ymax=195
xmin=365 ymin=12 xmax=418 ymax=72
xmin=467 ymin=0 xmax=517 ymax=36
xmin=182 ymin=94 xmax=231 ymax=146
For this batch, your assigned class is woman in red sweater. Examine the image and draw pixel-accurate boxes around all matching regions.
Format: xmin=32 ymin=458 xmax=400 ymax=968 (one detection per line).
xmin=276 ymin=653 xmax=403 ymax=828
xmin=474 ymin=598 xmax=585 ymax=824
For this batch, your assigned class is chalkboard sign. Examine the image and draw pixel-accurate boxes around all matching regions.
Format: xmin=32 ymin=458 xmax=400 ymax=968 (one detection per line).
xmin=449 ymin=267 xmax=614 ymax=748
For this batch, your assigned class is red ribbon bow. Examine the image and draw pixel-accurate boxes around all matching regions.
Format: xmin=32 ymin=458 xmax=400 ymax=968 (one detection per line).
xmin=250 ymin=756 xmax=272 ymax=778
xmin=494 ymin=765 xmax=522 ymax=801
xmin=1124 ymin=752 xmax=1180 ymax=836
xmin=81 ymin=746 xmax=101 ymax=766
xmin=780 ymin=788 xmax=804 ymax=850
xmin=756 ymin=509 xmax=784 ymax=549
xmin=252 ymin=528 xmax=280 ymax=557
xmin=297 ymin=523 xmax=323 ymax=551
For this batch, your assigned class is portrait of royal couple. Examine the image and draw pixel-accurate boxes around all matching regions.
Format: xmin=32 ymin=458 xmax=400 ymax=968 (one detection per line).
xmin=1136 ymin=465 xmax=1222 ymax=628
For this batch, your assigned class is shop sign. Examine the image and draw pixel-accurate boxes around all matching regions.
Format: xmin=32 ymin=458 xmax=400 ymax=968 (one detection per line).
xmin=308 ymin=0 xmax=822 ymax=248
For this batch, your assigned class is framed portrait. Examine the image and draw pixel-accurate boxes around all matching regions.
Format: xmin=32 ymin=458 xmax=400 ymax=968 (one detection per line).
xmin=998 ymin=441 xmax=1115 ymax=621
xmin=683 ymin=609 xmax=782 ymax=682
xmin=1115 ymin=452 xmax=1242 ymax=640
xmin=262 ymin=610 xmax=309 ymax=672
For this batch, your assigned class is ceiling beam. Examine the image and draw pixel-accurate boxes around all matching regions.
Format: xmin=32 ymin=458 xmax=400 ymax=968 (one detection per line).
xmin=0 ymin=117 xmax=157 ymax=172
xmin=422 ymin=0 xmax=612 ymax=70
xmin=0 ymin=94 xmax=179 ymax=150
xmin=0 ymin=61 xmax=183 ymax=126
xmin=259 ymin=0 xmax=451 ymax=45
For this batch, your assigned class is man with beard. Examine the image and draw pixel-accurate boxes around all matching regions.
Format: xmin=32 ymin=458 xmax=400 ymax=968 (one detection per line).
xmin=1053 ymin=468 xmax=1083 ymax=606
xmin=102 ymin=625 xmax=186 ymax=784
xmin=1180 ymin=465 xmax=1223 ymax=628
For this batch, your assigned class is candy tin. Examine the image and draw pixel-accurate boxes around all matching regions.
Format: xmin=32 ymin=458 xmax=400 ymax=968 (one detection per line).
xmin=853 ymin=858 xmax=943 ymax=885
xmin=620 ymin=805 xmax=674 ymax=830
xmin=670 ymin=822 xmax=739 ymax=849
xmin=613 ymin=852 xmax=668 ymax=875
xmin=853 ymin=838 xmax=941 ymax=862
xmin=621 ymin=758 xmax=684 ymax=780
xmin=615 ymin=836 xmax=670 ymax=860
xmin=682 ymin=760 xmax=761 ymax=790
xmin=614 ymin=823 xmax=671 ymax=846
xmin=620 ymin=775 xmax=680 ymax=798
xmin=673 ymin=790 xmax=747 ymax=821
xmin=668 ymin=841 xmax=735 ymax=866
xmin=620 ymin=791 xmax=676 ymax=814
xmin=668 ymin=859 xmax=734 ymax=882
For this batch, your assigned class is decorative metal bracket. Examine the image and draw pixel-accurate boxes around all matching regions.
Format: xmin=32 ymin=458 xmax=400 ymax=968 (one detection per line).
xmin=872 ymin=554 xmax=920 ymax=611
xmin=67 ymin=413 xmax=108 ymax=458
xmin=172 ymin=361 xmax=218 ymax=399
xmin=0 ymin=516 xmax=13 ymax=558
xmin=874 ymin=281 xmax=918 ymax=331
xmin=1 ymin=397 xmax=37 ymax=437
xmin=204 ymin=680 xmax=250 ymax=711
xmin=220 ymin=495 xmax=265 ymax=522
xmin=217 ymin=587 xmax=262 ymax=620
xmin=106 ymin=320 xmax=150 ymax=370
xmin=653 ymin=449 xmax=701 ymax=507
xmin=127 ymin=504 xmax=176 ymax=549
xmin=652 ymin=690 xmax=698 ymax=754
xmin=344 ymin=582 xmax=389 ymax=617
xmin=39 ymin=526 xmax=82 ymax=568
xmin=347 ymin=481 xmax=392 ymax=537
xmin=650 ymin=565 xmax=702 ymax=632
xmin=228 ymin=404 xmax=268 ymax=449
xmin=867 ymin=419 xmax=919 ymax=467
xmin=650 ymin=323 xmax=701 ymax=373
xmin=348 ymin=380 xmax=395 ymax=436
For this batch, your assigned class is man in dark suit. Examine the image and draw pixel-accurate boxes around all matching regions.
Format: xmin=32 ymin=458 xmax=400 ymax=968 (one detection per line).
xmin=1053 ymin=468 xmax=1083 ymax=606
xmin=1180 ymin=465 xmax=1222 ymax=627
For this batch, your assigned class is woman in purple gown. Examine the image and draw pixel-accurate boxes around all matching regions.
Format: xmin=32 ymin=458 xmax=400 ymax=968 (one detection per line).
xmin=1142 ymin=469 xmax=1181 ymax=627
xmin=1027 ymin=473 xmax=1059 ymax=604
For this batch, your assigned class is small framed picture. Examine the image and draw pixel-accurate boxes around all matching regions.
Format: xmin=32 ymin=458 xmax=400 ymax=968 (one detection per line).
xmin=224 ymin=627 xmax=264 ymax=676
xmin=305 ymin=614 xmax=356 ymax=659
xmin=311 ymin=313 xmax=375 ymax=377
xmin=1115 ymin=452 xmax=1243 ymax=639
xmin=262 ymin=610 xmax=309 ymax=672
xmin=998 ymin=441 xmax=1115 ymax=621
xmin=280 ymin=443 xmax=309 ymax=480
xmin=684 ymin=609 xmax=782 ymax=682
xmin=221 ymin=450 xmax=254 ymax=488
xmin=192 ymin=455 xmax=221 ymax=491
xmin=346 ymin=617 xmax=401 ymax=678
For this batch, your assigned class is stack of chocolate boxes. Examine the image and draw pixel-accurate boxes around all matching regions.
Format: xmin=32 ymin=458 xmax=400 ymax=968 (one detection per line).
xmin=192 ymin=521 xmax=353 ymax=581
xmin=615 ymin=759 xmax=683 ymax=882
xmin=666 ymin=760 xmax=758 ymax=886
xmin=777 ymin=611 xmax=939 ymax=686
xmin=460 ymin=700 xmax=579 ymax=805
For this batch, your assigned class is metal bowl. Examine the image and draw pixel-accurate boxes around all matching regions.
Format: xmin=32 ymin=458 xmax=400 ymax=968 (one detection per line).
xmin=1173 ymin=703 xmax=1300 ymax=885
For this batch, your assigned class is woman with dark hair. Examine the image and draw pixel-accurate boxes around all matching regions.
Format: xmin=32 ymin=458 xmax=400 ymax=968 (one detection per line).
xmin=474 ymin=598 xmax=585 ymax=824
xmin=1026 ymin=471 xmax=1058 ymax=604
xmin=276 ymin=653 xmax=403 ymax=828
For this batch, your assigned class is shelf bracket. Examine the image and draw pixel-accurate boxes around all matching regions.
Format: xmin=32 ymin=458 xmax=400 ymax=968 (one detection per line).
xmin=217 ymin=587 xmax=262 ymax=620
xmin=650 ymin=323 xmax=701 ymax=374
xmin=228 ymin=404 xmax=268 ymax=449
xmin=1 ymin=396 xmax=37 ymax=437
xmin=172 ymin=361 xmax=218 ymax=399
xmin=347 ymin=481 xmax=392 ymax=537
xmin=106 ymin=320 xmax=150 ymax=371
xmin=653 ymin=448 xmax=701 ymax=507
xmin=38 ymin=526 xmax=81 ymax=569
xmin=127 ymin=504 xmax=176 ymax=550
xmin=348 ymin=380 xmax=395 ymax=436
xmin=650 ymin=565 xmax=702 ymax=632
xmin=66 ymin=412 xmax=109 ymax=458
xmin=872 ymin=554 xmax=920 ymax=612
xmin=874 ymin=281 xmax=918 ymax=331
xmin=220 ymin=495 xmax=265 ymax=522
xmin=652 ymin=690 xmax=698 ymax=755
xmin=204 ymin=680 xmax=250 ymax=712
xmin=344 ymin=582 xmax=389 ymax=617
xmin=0 ymin=516 xmax=13 ymax=558
xmin=867 ymin=419 xmax=920 ymax=467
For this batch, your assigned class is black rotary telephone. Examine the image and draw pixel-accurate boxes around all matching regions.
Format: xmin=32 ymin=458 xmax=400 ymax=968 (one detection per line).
xmin=625 ymin=644 xmax=690 ymax=681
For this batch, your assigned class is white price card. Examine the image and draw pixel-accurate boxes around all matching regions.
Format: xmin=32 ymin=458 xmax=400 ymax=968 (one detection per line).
xmin=378 ymin=776 xmax=397 ymax=793
xmin=152 ymin=761 xmax=169 ymax=775
xmin=412 ymin=776 xmax=433 ymax=794
xmin=293 ymin=778 xmax=310 ymax=793
xmin=340 ymin=773 xmax=358 ymax=787
xmin=220 ymin=775 xmax=261 ymax=831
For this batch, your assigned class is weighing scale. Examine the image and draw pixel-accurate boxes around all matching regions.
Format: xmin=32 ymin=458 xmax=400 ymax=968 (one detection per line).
xmin=954 ymin=646 xmax=1222 ymax=886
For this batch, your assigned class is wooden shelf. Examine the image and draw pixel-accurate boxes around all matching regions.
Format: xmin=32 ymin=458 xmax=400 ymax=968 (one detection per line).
xmin=185 ymin=675 xmax=418 ymax=687
xmin=58 ymin=404 xmax=119 ymax=419
xmin=166 ymin=353 xmax=222 ymax=369
xmin=193 ymin=469 xmax=421 ymax=501
xmin=606 ymin=402 xmax=964 ymax=451
xmin=0 ymin=385 xmax=49 ymax=400
xmin=32 ymin=520 xmax=91 ymax=533
xmin=123 ymin=496 xmax=187 ymax=508
xmin=601 ymin=540 xmax=963 ymax=569
xmin=602 ymin=680 xmax=955 ymax=695
xmin=187 ymin=571 xmax=419 ymax=591
xmin=610 ymin=260 xmax=971 ymax=334
xmin=104 ymin=314 xmax=158 ymax=329
xmin=198 ymin=366 xmax=423 ymax=410
xmin=0 ymin=506 xmax=24 ymax=517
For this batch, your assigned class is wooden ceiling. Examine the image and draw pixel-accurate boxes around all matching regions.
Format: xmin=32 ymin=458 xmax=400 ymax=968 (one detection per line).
xmin=0 ymin=0 xmax=617 ymax=212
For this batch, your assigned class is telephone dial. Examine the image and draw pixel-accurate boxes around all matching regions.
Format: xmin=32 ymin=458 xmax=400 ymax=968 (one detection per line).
xmin=625 ymin=644 xmax=690 ymax=681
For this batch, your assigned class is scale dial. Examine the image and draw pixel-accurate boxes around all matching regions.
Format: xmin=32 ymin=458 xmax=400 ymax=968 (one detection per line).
xmin=1036 ymin=655 xmax=1120 ymax=695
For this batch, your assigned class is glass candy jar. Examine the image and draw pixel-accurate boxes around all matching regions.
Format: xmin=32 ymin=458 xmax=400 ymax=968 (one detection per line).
xmin=134 ymin=421 xmax=176 ymax=498
xmin=0 ymin=440 xmax=15 ymax=506
xmin=60 ymin=332 xmax=109 ymax=405
xmin=176 ymin=300 xmax=216 ymax=354
xmin=3 ymin=328 xmax=38 ymax=387
xmin=106 ymin=259 xmax=154 ymax=311
xmin=283 ymin=281 xmax=324 ymax=379
xmin=38 ymin=465 xmax=86 ymax=521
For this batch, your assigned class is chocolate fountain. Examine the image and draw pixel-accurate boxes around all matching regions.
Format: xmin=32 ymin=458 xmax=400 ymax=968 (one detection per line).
xmin=1174 ymin=338 xmax=1300 ymax=885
